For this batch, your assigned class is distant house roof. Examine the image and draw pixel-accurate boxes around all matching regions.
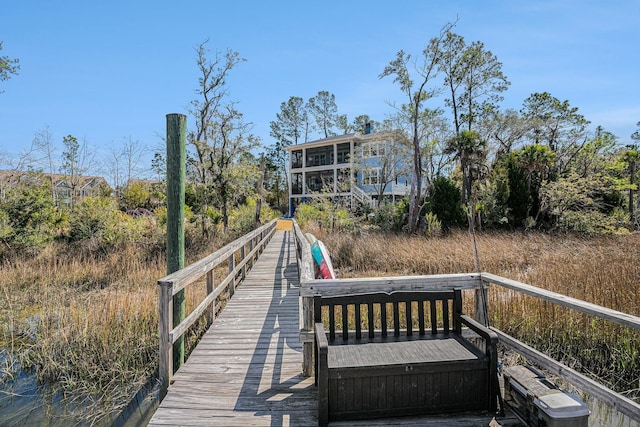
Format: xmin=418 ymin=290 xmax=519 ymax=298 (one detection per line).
xmin=283 ymin=131 xmax=393 ymax=151
xmin=0 ymin=170 xmax=111 ymax=190
xmin=127 ymin=178 xmax=164 ymax=187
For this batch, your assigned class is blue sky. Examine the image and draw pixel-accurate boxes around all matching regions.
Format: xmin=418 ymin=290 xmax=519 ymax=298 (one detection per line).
xmin=1 ymin=1 xmax=639 ymax=177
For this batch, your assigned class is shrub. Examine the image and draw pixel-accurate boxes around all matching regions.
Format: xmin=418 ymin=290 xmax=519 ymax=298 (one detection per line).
xmin=228 ymin=199 xmax=279 ymax=237
xmin=424 ymin=212 xmax=442 ymax=237
xmin=0 ymin=176 xmax=61 ymax=250
xmin=294 ymin=199 xmax=356 ymax=232
xmin=427 ymin=176 xmax=465 ymax=229
xmin=367 ymin=198 xmax=408 ymax=231
xmin=66 ymin=197 xmax=138 ymax=245
xmin=119 ymin=182 xmax=152 ymax=211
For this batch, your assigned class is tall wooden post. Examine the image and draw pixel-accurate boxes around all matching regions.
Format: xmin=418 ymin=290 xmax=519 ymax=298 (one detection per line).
xmin=166 ymin=113 xmax=187 ymax=372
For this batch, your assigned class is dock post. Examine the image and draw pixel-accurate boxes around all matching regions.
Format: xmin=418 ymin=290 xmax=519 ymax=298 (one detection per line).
xmin=166 ymin=113 xmax=187 ymax=373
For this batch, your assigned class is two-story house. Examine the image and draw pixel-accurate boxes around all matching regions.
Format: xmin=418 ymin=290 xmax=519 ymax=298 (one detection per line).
xmin=284 ymin=131 xmax=412 ymax=216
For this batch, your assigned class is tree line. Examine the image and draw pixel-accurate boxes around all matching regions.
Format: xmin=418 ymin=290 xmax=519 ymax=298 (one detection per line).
xmin=269 ymin=22 xmax=640 ymax=234
xmin=3 ymin=26 xmax=638 ymax=249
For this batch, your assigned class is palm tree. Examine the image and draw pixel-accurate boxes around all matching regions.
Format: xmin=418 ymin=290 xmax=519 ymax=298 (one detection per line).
xmin=445 ymin=130 xmax=487 ymax=205
xmin=517 ymin=144 xmax=556 ymax=193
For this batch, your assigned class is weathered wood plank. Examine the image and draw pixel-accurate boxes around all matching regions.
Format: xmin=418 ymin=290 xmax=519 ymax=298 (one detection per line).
xmin=148 ymin=409 xmax=318 ymax=427
xmin=300 ymin=273 xmax=483 ymax=297
xmin=150 ymin=230 xmax=319 ymax=427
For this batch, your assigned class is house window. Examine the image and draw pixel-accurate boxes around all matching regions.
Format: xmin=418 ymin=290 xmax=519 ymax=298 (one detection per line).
xmin=291 ymin=150 xmax=303 ymax=169
xmin=291 ymin=173 xmax=302 ymax=194
xmin=337 ymin=143 xmax=350 ymax=164
xmin=305 ymin=171 xmax=334 ymax=192
xmin=306 ymin=146 xmax=334 ymax=167
xmin=361 ymin=141 xmax=387 ymax=158
xmin=362 ymin=168 xmax=381 ymax=186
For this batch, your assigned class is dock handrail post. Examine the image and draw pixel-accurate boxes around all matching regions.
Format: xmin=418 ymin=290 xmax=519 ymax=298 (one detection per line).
xmin=293 ymin=220 xmax=315 ymax=376
xmin=240 ymin=245 xmax=246 ymax=281
xmin=206 ymin=270 xmax=215 ymax=324
xmin=228 ymin=252 xmax=236 ymax=290
xmin=475 ymin=284 xmax=489 ymax=326
xmin=166 ymin=113 xmax=187 ymax=373
xmin=158 ymin=282 xmax=173 ymax=397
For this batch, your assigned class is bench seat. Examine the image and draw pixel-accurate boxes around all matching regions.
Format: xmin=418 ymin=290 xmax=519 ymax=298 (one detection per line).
xmin=328 ymin=335 xmax=481 ymax=368
xmin=313 ymin=290 xmax=498 ymax=426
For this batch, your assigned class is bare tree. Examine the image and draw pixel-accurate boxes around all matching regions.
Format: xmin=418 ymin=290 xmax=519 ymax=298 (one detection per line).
xmin=122 ymin=137 xmax=146 ymax=186
xmin=205 ymin=104 xmax=260 ymax=232
xmin=31 ymin=125 xmax=58 ymax=200
xmin=356 ymin=131 xmax=411 ymax=206
xmin=380 ymin=22 xmax=454 ymax=232
xmin=187 ymin=40 xmax=245 ymax=236
xmin=189 ymin=40 xmax=244 ymax=186
xmin=107 ymin=146 xmax=122 ymax=193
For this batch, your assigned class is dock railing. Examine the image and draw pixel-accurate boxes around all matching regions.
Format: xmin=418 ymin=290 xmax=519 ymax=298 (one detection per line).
xmin=481 ymin=273 xmax=640 ymax=422
xmin=294 ymin=219 xmax=640 ymax=423
xmin=158 ymin=219 xmax=277 ymax=396
xmin=292 ymin=220 xmax=315 ymax=375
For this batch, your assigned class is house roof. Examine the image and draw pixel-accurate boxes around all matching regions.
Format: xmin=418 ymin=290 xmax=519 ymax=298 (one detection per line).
xmin=283 ymin=131 xmax=393 ymax=151
xmin=0 ymin=170 xmax=111 ymax=189
xmin=128 ymin=178 xmax=163 ymax=186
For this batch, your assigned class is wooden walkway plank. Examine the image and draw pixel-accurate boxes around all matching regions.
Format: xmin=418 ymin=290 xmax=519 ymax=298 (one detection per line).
xmin=149 ymin=230 xmax=318 ymax=427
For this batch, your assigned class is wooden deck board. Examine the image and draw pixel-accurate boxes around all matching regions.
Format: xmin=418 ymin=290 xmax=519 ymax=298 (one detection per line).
xmin=149 ymin=230 xmax=523 ymax=426
xmin=149 ymin=230 xmax=317 ymax=427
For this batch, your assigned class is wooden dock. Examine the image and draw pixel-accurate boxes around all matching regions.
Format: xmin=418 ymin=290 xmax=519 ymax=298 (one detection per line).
xmin=149 ymin=230 xmax=317 ymax=426
xmin=149 ymin=229 xmax=523 ymax=426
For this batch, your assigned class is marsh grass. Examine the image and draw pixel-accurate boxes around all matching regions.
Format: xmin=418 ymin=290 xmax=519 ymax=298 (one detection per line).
xmin=0 ymin=232 xmax=224 ymax=424
xmin=313 ymin=225 xmax=640 ymax=400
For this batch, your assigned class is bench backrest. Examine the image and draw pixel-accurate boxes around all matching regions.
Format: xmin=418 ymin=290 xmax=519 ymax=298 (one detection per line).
xmin=314 ymin=290 xmax=463 ymax=342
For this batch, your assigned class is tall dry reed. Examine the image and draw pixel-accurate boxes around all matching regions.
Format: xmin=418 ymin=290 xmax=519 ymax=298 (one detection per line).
xmin=0 ymin=234 xmax=220 ymax=424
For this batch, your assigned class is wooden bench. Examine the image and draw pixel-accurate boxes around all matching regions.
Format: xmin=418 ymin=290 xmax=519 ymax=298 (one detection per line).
xmin=313 ymin=289 xmax=499 ymax=426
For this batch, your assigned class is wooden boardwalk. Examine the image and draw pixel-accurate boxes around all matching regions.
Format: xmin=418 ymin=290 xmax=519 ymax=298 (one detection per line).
xmin=149 ymin=230 xmax=318 ymax=426
xmin=149 ymin=230 xmax=522 ymax=426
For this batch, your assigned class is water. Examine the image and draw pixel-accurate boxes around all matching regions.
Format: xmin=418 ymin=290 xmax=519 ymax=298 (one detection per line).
xmin=556 ymin=380 xmax=639 ymax=427
xmin=0 ymin=352 xmax=159 ymax=427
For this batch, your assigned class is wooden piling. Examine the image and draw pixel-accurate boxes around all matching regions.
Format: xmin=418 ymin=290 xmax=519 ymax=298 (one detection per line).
xmin=166 ymin=113 xmax=187 ymax=372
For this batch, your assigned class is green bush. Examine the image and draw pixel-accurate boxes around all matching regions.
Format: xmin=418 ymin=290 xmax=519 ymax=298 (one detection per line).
xmin=367 ymin=198 xmax=408 ymax=231
xmin=294 ymin=203 xmax=319 ymax=228
xmin=427 ymin=176 xmax=465 ymax=229
xmin=228 ymin=198 xmax=279 ymax=237
xmin=294 ymin=199 xmax=355 ymax=232
xmin=558 ymin=209 xmax=630 ymax=235
xmin=0 ymin=176 xmax=61 ymax=249
xmin=67 ymin=197 xmax=138 ymax=245
xmin=424 ymin=212 xmax=442 ymax=237
xmin=119 ymin=182 xmax=152 ymax=211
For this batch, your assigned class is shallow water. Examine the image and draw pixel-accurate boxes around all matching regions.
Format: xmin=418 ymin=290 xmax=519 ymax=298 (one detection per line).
xmin=557 ymin=380 xmax=639 ymax=427
xmin=0 ymin=352 xmax=159 ymax=427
